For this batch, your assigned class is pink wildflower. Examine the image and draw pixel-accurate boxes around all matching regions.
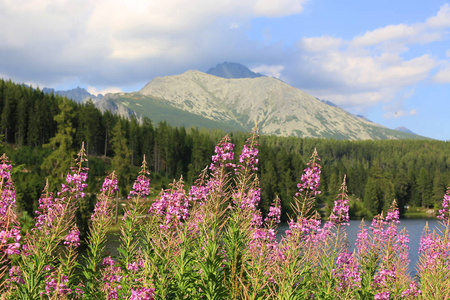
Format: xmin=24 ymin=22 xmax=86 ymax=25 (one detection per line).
xmin=265 ymin=198 xmax=282 ymax=225
xmin=437 ymin=188 xmax=450 ymax=221
xmin=129 ymin=156 xmax=151 ymax=199
xmin=149 ymin=179 xmax=189 ymax=229
xmin=130 ymin=287 xmax=155 ymax=300
xmin=0 ymin=154 xmax=21 ymax=257
xmin=296 ymin=148 xmax=321 ymax=197
xmin=332 ymin=252 xmax=361 ymax=291
xmin=328 ymin=176 xmax=350 ymax=226
xmin=64 ymin=227 xmax=80 ymax=248
xmin=209 ymin=135 xmax=235 ymax=171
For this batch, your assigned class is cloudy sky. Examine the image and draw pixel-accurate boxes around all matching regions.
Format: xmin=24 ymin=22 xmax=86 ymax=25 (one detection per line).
xmin=1 ymin=0 xmax=450 ymax=140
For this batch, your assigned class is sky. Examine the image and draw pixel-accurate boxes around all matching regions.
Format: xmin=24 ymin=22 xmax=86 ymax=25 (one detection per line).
xmin=1 ymin=0 xmax=450 ymax=140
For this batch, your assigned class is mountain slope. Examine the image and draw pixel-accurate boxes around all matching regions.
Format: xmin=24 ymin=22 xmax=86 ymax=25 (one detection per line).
xmin=99 ymin=69 xmax=426 ymax=140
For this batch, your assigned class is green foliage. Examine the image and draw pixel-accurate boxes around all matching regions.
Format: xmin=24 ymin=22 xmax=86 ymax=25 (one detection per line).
xmin=111 ymin=120 xmax=132 ymax=196
xmin=1 ymin=78 xmax=450 ymax=223
xmin=41 ymin=99 xmax=76 ymax=190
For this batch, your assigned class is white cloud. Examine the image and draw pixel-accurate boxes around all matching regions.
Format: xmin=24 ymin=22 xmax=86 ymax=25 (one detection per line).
xmin=351 ymin=24 xmax=419 ymax=48
xmin=290 ymin=43 xmax=436 ymax=108
xmin=0 ymin=0 xmax=448 ymax=119
xmin=384 ymin=109 xmax=418 ymax=119
xmin=251 ymin=64 xmax=284 ymax=78
xmin=253 ymin=0 xmax=306 ymax=17
xmin=426 ymin=3 xmax=450 ymax=28
xmin=0 ymin=0 xmax=307 ymax=87
xmin=350 ymin=4 xmax=450 ymax=50
xmin=381 ymin=92 xmax=417 ymax=119
xmin=299 ymin=36 xmax=343 ymax=52
xmin=311 ymin=91 xmax=390 ymax=111
xmin=285 ymin=5 xmax=450 ymax=111
xmin=433 ymin=64 xmax=450 ymax=83
xmin=87 ymin=86 xmax=123 ymax=96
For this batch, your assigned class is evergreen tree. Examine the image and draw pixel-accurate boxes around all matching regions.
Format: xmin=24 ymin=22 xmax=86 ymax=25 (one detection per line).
xmin=41 ymin=100 xmax=76 ymax=190
xmin=1 ymin=91 xmax=15 ymax=143
xmin=111 ymin=119 xmax=132 ymax=196
xmin=417 ymin=167 xmax=432 ymax=207
xmin=77 ymin=100 xmax=101 ymax=155
xmin=364 ymin=177 xmax=380 ymax=217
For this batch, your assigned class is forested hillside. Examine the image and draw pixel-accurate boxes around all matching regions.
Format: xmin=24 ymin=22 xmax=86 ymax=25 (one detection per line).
xmin=1 ymin=79 xmax=450 ymax=223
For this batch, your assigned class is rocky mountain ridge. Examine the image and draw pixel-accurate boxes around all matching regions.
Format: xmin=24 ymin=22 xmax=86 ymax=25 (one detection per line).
xmin=98 ymin=69 xmax=423 ymax=140
xmin=41 ymin=63 xmax=424 ymax=140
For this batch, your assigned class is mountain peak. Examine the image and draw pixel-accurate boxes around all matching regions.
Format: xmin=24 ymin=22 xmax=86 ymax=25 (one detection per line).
xmin=206 ymin=62 xmax=264 ymax=79
xmin=43 ymin=86 xmax=102 ymax=103
xmin=395 ymin=126 xmax=416 ymax=135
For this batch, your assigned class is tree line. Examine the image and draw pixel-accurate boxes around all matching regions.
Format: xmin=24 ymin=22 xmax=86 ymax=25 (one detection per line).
xmin=1 ymin=78 xmax=450 ymax=223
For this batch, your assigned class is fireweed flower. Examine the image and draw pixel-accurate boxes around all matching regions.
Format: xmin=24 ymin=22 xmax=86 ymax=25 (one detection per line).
xmin=284 ymin=149 xmax=323 ymax=242
xmin=129 ymin=155 xmax=151 ymax=199
xmin=100 ymin=256 xmax=125 ymax=298
xmin=189 ymin=183 xmax=209 ymax=204
xmin=238 ymin=144 xmax=259 ymax=171
xmin=45 ymin=274 xmax=72 ymax=297
xmin=418 ymin=224 xmax=449 ymax=270
xmin=232 ymin=187 xmax=260 ymax=210
xmin=209 ymin=135 xmax=235 ymax=171
xmin=285 ymin=218 xmax=322 ymax=240
xmin=328 ymin=176 xmax=350 ymax=226
xmin=100 ymin=173 xmax=119 ymax=194
xmin=296 ymin=148 xmax=321 ymax=197
xmin=374 ymin=291 xmax=390 ymax=300
xmin=332 ymin=252 xmax=361 ymax=291
xmin=356 ymin=202 xmax=412 ymax=298
xmin=64 ymin=227 xmax=80 ymax=248
xmin=149 ymin=179 xmax=189 ymax=230
xmin=130 ymin=287 xmax=156 ymax=300
xmin=58 ymin=143 xmax=89 ymax=200
xmin=438 ymin=188 xmax=450 ymax=221
xmin=8 ymin=265 xmax=25 ymax=284
xmin=237 ymin=131 xmax=260 ymax=172
xmin=0 ymin=227 xmax=21 ymax=256
xmin=401 ymin=282 xmax=422 ymax=298
xmin=249 ymin=199 xmax=281 ymax=257
xmin=0 ymin=154 xmax=21 ymax=257
xmin=34 ymin=186 xmax=56 ymax=232
xmin=93 ymin=172 xmax=119 ymax=220
xmin=265 ymin=198 xmax=282 ymax=225
xmin=32 ymin=182 xmax=73 ymax=241
xmin=372 ymin=267 xmax=396 ymax=293
xmin=127 ymin=259 xmax=144 ymax=273
xmin=249 ymin=228 xmax=278 ymax=255
xmin=417 ymin=215 xmax=450 ymax=299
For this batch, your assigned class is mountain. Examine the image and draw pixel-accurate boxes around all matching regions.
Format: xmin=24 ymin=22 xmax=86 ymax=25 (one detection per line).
xmin=356 ymin=115 xmax=375 ymax=124
xmin=97 ymin=69 xmax=426 ymax=140
xmin=206 ymin=62 xmax=264 ymax=79
xmin=43 ymin=87 xmax=102 ymax=103
xmin=319 ymin=99 xmax=338 ymax=107
xmin=395 ymin=126 xmax=416 ymax=135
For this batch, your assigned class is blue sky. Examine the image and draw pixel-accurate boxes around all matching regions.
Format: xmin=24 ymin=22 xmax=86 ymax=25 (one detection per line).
xmin=1 ymin=0 xmax=450 ymax=140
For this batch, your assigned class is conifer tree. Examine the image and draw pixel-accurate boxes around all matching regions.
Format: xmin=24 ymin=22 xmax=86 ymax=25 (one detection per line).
xmin=111 ymin=119 xmax=132 ymax=195
xmin=41 ymin=100 xmax=76 ymax=189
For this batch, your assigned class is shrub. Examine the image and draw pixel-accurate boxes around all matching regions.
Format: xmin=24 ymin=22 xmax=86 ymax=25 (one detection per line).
xmin=1 ymin=134 xmax=449 ymax=299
